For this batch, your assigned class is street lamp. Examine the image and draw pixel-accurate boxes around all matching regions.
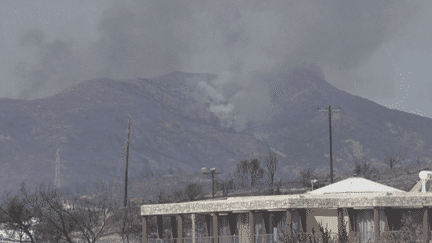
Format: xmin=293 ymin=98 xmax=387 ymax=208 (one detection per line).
xmin=311 ymin=179 xmax=318 ymax=190
xmin=201 ymin=167 xmax=222 ymax=198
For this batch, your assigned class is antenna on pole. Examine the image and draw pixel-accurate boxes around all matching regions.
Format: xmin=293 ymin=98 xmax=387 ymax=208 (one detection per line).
xmin=317 ymin=105 xmax=341 ymax=184
xmin=124 ymin=118 xmax=131 ymax=207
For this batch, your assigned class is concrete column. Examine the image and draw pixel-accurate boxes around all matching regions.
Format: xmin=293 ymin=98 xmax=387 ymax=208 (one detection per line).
xmin=261 ymin=211 xmax=268 ymax=234
xmin=171 ymin=216 xmax=177 ymax=240
xmin=176 ymin=215 xmax=183 ymax=243
xmin=268 ymin=212 xmax=274 ymax=235
xmin=212 ymin=213 xmax=219 ymax=243
xmin=423 ymin=207 xmax=430 ymax=242
xmin=191 ymin=214 xmax=196 ymax=243
xmin=337 ymin=208 xmax=344 ymax=240
xmin=249 ymin=211 xmax=254 ymax=243
xmin=228 ymin=212 xmax=236 ymax=238
xmin=225 ymin=214 xmax=231 ymax=236
xmin=142 ymin=216 xmax=148 ymax=243
xmin=157 ymin=215 xmax=163 ymax=239
xmin=346 ymin=208 xmax=354 ymax=237
xmin=205 ymin=214 xmax=211 ymax=242
xmin=374 ymin=207 xmax=380 ymax=243
xmin=285 ymin=209 xmax=292 ymax=237
xmin=299 ymin=209 xmax=306 ymax=233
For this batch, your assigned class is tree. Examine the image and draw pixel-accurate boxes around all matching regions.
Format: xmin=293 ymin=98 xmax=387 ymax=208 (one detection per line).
xmin=111 ymin=202 xmax=142 ymax=243
xmin=352 ymin=157 xmax=377 ymax=179
xmin=265 ymin=150 xmax=279 ymax=193
xmin=234 ymin=159 xmax=265 ymax=188
xmin=0 ymin=183 xmax=38 ymax=243
xmin=185 ymin=183 xmax=202 ymax=201
xmin=0 ymin=182 xmax=78 ymax=243
xmin=299 ymin=168 xmax=314 ymax=188
xmin=66 ymin=191 xmax=115 ymax=243
xmin=30 ymin=183 xmax=77 ymax=243
xmin=0 ymin=180 xmax=123 ymax=243
xmin=216 ymin=179 xmax=234 ymax=197
xmin=249 ymin=158 xmax=265 ymax=187
xmin=385 ymin=152 xmax=404 ymax=169
xmin=235 ymin=160 xmax=250 ymax=188
xmin=172 ymin=189 xmax=188 ymax=203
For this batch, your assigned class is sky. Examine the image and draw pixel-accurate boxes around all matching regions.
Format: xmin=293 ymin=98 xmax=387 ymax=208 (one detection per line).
xmin=1 ymin=0 xmax=432 ymax=121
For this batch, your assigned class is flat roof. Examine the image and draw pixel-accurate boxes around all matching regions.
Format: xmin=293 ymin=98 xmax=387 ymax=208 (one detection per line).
xmin=141 ymin=191 xmax=432 ymax=216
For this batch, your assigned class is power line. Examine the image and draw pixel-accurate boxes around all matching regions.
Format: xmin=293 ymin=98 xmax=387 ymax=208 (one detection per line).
xmin=318 ymin=105 xmax=341 ymax=184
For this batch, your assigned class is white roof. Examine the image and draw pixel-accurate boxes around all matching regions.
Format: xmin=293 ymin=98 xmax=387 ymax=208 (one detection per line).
xmin=307 ymin=177 xmax=406 ymax=194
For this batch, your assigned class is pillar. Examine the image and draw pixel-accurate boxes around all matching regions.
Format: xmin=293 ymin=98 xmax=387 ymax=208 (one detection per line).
xmin=205 ymin=214 xmax=211 ymax=242
xmin=249 ymin=211 xmax=254 ymax=243
xmin=228 ymin=212 xmax=236 ymax=238
xmin=337 ymin=208 xmax=343 ymax=234
xmin=171 ymin=216 xmax=177 ymax=240
xmin=423 ymin=206 xmax=430 ymax=242
xmin=347 ymin=208 xmax=355 ymax=237
xmin=299 ymin=209 xmax=306 ymax=233
xmin=176 ymin=215 xmax=183 ymax=243
xmin=156 ymin=215 xmax=163 ymax=239
xmin=286 ymin=209 xmax=292 ymax=237
xmin=374 ymin=207 xmax=380 ymax=243
xmin=212 ymin=213 xmax=219 ymax=243
xmin=261 ymin=211 xmax=269 ymax=234
xmin=266 ymin=212 xmax=274 ymax=235
xmin=191 ymin=214 xmax=196 ymax=243
xmin=337 ymin=208 xmax=345 ymax=240
xmin=267 ymin=212 xmax=275 ymax=235
xmin=142 ymin=216 xmax=148 ymax=243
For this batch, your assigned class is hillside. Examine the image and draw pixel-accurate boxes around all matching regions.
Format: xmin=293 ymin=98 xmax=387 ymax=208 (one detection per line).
xmin=1 ymin=67 xmax=432 ymax=194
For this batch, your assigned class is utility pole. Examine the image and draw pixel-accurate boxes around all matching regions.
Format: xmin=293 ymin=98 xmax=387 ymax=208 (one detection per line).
xmin=318 ymin=105 xmax=341 ymax=184
xmin=124 ymin=118 xmax=131 ymax=207
xmin=54 ymin=149 xmax=61 ymax=188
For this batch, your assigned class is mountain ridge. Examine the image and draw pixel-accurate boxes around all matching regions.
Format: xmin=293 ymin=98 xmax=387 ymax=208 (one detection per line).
xmin=1 ymin=69 xmax=431 ymax=195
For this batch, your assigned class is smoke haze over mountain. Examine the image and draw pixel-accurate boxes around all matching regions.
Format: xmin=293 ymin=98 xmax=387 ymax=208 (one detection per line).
xmin=8 ymin=0 xmax=431 ymax=127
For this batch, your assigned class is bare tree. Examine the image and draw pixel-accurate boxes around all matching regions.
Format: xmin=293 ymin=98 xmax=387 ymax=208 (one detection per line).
xmin=0 ymin=182 xmax=78 ymax=243
xmin=235 ymin=160 xmax=250 ymax=188
xmin=234 ymin=159 xmax=265 ymax=188
xmin=30 ymin=184 xmax=77 ymax=243
xmin=299 ymin=168 xmax=314 ymax=187
xmin=155 ymin=190 xmax=170 ymax=204
xmin=111 ymin=202 xmax=142 ymax=243
xmin=352 ymin=157 xmax=377 ymax=179
xmin=216 ymin=179 xmax=234 ymax=197
xmin=249 ymin=158 xmax=265 ymax=187
xmin=185 ymin=183 xmax=202 ymax=201
xmin=0 ymin=182 xmax=38 ymax=243
xmin=265 ymin=150 xmax=278 ymax=192
xmin=64 ymin=182 xmax=116 ymax=243
xmin=385 ymin=152 xmax=404 ymax=169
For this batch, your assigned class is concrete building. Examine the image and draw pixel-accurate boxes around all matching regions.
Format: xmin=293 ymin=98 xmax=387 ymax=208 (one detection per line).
xmin=140 ymin=173 xmax=432 ymax=243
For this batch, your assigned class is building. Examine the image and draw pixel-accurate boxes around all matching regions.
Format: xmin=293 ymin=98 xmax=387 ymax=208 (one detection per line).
xmin=140 ymin=172 xmax=432 ymax=243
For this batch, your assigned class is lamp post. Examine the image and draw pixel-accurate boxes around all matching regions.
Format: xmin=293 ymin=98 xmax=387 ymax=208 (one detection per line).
xmin=201 ymin=167 xmax=222 ymax=198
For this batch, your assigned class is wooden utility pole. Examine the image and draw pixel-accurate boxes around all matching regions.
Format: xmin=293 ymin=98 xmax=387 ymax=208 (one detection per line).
xmin=124 ymin=118 xmax=131 ymax=207
xmin=318 ymin=105 xmax=341 ymax=184
xmin=54 ymin=149 xmax=61 ymax=188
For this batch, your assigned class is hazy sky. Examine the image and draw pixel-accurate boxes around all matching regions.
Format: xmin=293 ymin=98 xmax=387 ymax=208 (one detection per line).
xmin=1 ymin=0 xmax=432 ymax=119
